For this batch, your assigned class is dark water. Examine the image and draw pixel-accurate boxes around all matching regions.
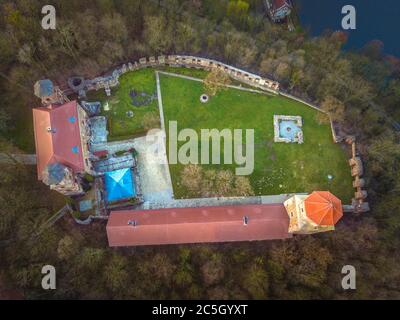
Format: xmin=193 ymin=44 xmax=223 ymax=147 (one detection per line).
xmin=296 ymin=0 xmax=400 ymax=57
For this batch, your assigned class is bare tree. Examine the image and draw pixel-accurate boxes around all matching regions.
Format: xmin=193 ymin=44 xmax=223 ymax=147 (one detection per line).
xmin=203 ymin=69 xmax=231 ymax=96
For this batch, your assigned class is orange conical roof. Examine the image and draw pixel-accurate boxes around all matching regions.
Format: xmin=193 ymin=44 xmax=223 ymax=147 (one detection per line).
xmin=303 ymin=191 xmax=343 ymax=226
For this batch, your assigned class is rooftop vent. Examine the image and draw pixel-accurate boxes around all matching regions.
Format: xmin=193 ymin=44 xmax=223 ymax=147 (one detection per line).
xmin=128 ymin=220 xmax=137 ymax=227
xmin=46 ymin=127 xmax=56 ymax=133
xmin=68 ymin=116 xmax=76 ymax=123
xmin=243 ymin=216 xmax=249 ymax=226
xmin=71 ymin=146 xmax=79 ymax=154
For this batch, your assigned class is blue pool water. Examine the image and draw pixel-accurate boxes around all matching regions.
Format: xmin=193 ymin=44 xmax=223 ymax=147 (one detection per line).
xmin=279 ymin=120 xmax=301 ymax=141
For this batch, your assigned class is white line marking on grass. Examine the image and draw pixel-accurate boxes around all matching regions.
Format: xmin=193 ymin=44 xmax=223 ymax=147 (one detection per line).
xmin=155 ymin=71 xmax=166 ymax=132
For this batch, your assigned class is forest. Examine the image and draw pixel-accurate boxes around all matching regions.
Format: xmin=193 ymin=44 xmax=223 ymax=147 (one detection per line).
xmin=0 ymin=0 xmax=400 ymax=299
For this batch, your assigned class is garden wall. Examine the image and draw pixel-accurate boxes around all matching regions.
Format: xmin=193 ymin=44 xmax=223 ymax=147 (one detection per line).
xmin=81 ymin=55 xmax=280 ymax=94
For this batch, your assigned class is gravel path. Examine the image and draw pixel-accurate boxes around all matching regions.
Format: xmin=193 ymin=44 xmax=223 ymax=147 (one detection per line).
xmin=144 ymin=194 xmax=294 ymax=210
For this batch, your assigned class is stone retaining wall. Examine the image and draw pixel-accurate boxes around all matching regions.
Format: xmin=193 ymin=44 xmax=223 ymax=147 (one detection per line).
xmin=81 ymin=55 xmax=280 ymax=96
xmin=343 ymin=136 xmax=369 ymax=213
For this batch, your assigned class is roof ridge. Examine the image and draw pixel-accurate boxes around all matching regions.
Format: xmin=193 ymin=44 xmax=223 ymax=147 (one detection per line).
xmin=109 ymin=216 xmax=287 ymax=227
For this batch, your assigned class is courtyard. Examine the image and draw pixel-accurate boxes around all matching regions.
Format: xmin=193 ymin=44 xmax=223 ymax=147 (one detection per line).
xmin=85 ymin=68 xmax=354 ymax=203
xmin=86 ymin=68 xmax=159 ymax=141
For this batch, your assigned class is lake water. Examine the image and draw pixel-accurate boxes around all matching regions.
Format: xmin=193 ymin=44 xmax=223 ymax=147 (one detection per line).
xmin=296 ymin=0 xmax=400 ymax=57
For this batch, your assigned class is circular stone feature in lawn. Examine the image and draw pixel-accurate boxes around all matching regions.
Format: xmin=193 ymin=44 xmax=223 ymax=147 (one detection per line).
xmin=200 ymin=94 xmax=209 ymax=103
xmin=126 ymin=110 xmax=134 ymax=118
xmin=68 ymin=76 xmax=85 ymax=92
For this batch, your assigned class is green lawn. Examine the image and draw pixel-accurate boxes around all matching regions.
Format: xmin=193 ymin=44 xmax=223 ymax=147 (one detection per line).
xmin=86 ymin=68 xmax=159 ymax=141
xmin=159 ymin=74 xmax=354 ymax=203
xmin=84 ymin=67 xmax=256 ymax=142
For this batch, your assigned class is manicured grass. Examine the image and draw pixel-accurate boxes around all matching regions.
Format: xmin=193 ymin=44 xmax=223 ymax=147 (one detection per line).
xmin=86 ymin=68 xmax=159 ymax=140
xmin=159 ymin=74 xmax=354 ymax=203
xmin=84 ymin=67 xmax=255 ymax=140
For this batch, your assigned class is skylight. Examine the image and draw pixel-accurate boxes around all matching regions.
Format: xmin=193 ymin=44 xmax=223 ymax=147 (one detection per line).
xmin=71 ymin=146 xmax=79 ymax=154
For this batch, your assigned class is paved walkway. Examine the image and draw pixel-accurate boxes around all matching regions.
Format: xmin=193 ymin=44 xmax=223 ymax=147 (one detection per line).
xmin=143 ymin=193 xmax=296 ymax=210
xmin=0 ymin=153 xmax=37 ymax=165
xmin=132 ymin=131 xmax=174 ymax=204
xmin=155 ymin=71 xmax=166 ymax=131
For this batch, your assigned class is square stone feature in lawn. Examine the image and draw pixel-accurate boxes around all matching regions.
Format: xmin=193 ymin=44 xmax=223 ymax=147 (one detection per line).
xmin=274 ymin=115 xmax=303 ymax=144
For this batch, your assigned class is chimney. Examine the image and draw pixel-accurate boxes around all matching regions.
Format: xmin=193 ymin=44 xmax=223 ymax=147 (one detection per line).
xmin=243 ymin=216 xmax=249 ymax=226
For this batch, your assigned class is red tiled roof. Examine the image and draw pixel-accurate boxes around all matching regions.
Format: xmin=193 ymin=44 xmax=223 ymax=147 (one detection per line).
xmin=304 ymin=191 xmax=343 ymax=226
xmin=106 ymin=204 xmax=291 ymax=247
xmin=93 ymin=150 xmax=108 ymax=157
xmin=33 ymin=101 xmax=85 ymax=180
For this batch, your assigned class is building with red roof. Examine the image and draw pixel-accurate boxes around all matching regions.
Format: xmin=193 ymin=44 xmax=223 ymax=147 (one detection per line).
xmin=107 ymin=204 xmax=292 ymax=247
xmin=266 ymin=0 xmax=292 ymax=22
xmin=106 ymin=191 xmax=345 ymax=247
xmin=33 ymin=101 xmax=85 ymax=178
xmin=32 ymin=100 xmax=92 ymax=195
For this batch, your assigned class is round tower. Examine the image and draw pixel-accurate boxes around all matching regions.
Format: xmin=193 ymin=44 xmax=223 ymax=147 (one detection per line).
xmin=284 ymin=191 xmax=343 ymax=234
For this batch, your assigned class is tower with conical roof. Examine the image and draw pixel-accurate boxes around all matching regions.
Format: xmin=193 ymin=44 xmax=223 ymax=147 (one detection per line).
xmin=284 ymin=191 xmax=343 ymax=234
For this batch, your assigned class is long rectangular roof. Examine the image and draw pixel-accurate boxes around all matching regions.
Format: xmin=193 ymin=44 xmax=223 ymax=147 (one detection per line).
xmin=107 ymin=204 xmax=291 ymax=247
xmin=33 ymin=101 xmax=85 ymax=180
